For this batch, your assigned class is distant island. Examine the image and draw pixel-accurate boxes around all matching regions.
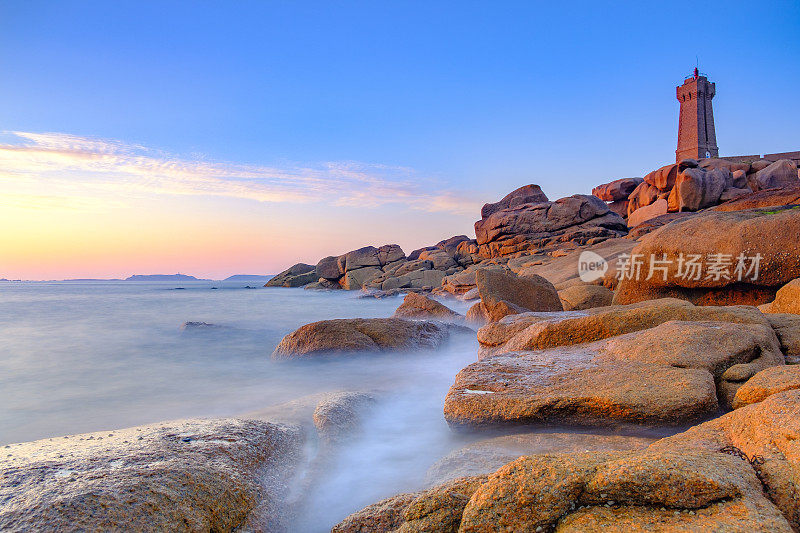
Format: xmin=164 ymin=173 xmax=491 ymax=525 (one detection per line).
xmin=125 ymin=274 xmax=210 ymax=281
xmin=222 ymin=275 xmax=271 ymax=282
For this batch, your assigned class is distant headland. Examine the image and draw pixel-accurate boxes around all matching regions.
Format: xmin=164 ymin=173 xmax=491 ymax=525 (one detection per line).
xmin=124 ymin=274 xmax=210 ymax=281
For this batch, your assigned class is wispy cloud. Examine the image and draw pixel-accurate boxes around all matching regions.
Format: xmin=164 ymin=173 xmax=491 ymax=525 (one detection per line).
xmin=0 ymin=131 xmax=481 ymax=215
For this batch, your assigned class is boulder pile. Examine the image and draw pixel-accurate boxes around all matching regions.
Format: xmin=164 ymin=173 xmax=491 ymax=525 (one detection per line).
xmin=473 ymin=188 xmax=628 ymax=258
xmin=268 ymin=238 xmax=481 ymax=292
xmin=593 ymin=157 xmax=800 ymax=228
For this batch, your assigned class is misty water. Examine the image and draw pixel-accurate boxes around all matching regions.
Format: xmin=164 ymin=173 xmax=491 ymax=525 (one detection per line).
xmin=0 ymin=281 xmax=488 ymax=529
xmin=0 ymin=281 xmax=676 ymax=530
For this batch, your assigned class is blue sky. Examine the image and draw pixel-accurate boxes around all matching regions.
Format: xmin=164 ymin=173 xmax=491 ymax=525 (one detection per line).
xmin=1 ymin=1 xmax=799 ymax=278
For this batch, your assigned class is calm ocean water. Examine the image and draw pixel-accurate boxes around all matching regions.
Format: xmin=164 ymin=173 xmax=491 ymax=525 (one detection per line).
xmin=0 ymin=281 xmax=479 ymax=530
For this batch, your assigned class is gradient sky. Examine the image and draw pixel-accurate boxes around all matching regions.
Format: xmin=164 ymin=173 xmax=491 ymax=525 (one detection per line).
xmin=1 ymin=1 xmax=798 ymax=280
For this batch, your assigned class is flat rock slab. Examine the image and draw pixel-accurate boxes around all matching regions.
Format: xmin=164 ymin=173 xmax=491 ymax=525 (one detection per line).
xmin=477 ymin=297 xmax=771 ymax=359
xmin=0 ymin=418 xmax=303 ymax=532
xmin=271 ymin=318 xmax=450 ymax=359
xmin=446 ymin=320 xmax=784 ymax=429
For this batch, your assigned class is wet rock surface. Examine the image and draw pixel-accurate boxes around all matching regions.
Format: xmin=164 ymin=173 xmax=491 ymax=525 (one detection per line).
xmin=0 ymin=418 xmax=303 ymax=532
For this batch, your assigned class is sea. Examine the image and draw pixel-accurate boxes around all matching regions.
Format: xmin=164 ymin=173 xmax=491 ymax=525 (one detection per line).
xmin=0 ymin=280 xmax=484 ymax=530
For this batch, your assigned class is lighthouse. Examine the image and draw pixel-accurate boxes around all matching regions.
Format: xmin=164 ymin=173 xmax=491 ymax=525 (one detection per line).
xmin=676 ymin=68 xmax=719 ymax=162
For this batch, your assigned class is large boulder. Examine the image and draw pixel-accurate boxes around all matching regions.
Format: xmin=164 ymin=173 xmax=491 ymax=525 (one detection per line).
xmin=650 ymin=389 xmax=800 ymax=529
xmin=476 ymin=269 xmax=563 ymax=313
xmin=316 ymin=255 xmax=343 ymax=280
xmin=441 ymin=264 xmax=506 ymax=296
xmin=592 ymin=177 xmax=643 ymax=202
xmin=474 ymin=193 xmax=628 ymax=258
xmin=480 ymin=184 xmax=549 ymax=219
xmin=614 ymin=206 xmax=800 ymax=306
xmin=344 ymin=246 xmax=381 ymax=270
xmin=458 ymin=451 xmax=791 ymax=532
xmin=425 ymin=432 xmax=654 ymax=486
xmin=271 ymin=318 xmax=450 ymax=359
xmin=465 ymin=300 xmax=526 ymax=326
xmin=667 ymin=167 xmax=730 ymax=212
xmin=311 ymin=391 xmax=376 ymax=445
xmin=445 ymin=320 xmax=783 ymax=429
xmin=626 ymin=181 xmax=660 ymax=217
xmin=0 ymin=419 xmax=303 ymax=532
xmin=376 ymin=244 xmax=405 ymax=266
xmin=340 ymin=266 xmax=383 ymax=290
xmin=265 ymin=263 xmax=317 ymax=287
xmin=436 ymin=235 xmax=472 ymax=256
xmin=749 ymin=159 xmax=799 ymax=191
xmin=417 ymin=248 xmax=458 ymax=271
xmin=477 ymin=298 xmax=770 ymax=358
xmin=392 ymin=292 xmax=463 ymax=321
xmin=699 ymin=157 xmax=750 ymax=174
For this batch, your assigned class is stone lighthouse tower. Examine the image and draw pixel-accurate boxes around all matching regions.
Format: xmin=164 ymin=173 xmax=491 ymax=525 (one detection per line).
xmin=676 ymin=68 xmax=719 ymax=162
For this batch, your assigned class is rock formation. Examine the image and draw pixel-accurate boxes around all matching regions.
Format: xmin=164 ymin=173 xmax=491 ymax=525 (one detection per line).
xmin=458 ymin=451 xmax=791 ymax=532
xmin=339 ymin=450 xmax=791 ymax=532
xmin=732 ymin=366 xmax=800 ymax=409
xmin=265 ymin=263 xmax=317 ymax=287
xmin=650 ymin=389 xmax=800 ymax=529
xmin=445 ymin=320 xmax=783 ymax=429
xmin=475 ymin=298 xmax=770 ymax=358
xmin=271 ymin=318 xmax=452 ymax=359
xmin=614 ymin=206 xmax=800 ymax=306
xmin=473 ymin=191 xmax=628 ymax=258
xmin=618 ymin=157 xmax=800 ymax=227
xmin=392 ymin=292 xmax=463 ymax=321
xmin=0 ymin=419 xmax=303 ymax=532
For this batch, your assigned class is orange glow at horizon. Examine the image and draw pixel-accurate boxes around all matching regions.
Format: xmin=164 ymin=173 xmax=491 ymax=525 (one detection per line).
xmin=0 ymin=131 xmax=479 ymax=280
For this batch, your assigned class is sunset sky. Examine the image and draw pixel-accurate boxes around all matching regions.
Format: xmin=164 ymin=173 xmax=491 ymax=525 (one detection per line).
xmin=1 ymin=1 xmax=798 ymax=280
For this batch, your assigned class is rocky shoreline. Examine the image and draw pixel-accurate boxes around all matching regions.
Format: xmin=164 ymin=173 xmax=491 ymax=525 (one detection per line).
xmin=3 ymin=156 xmax=800 ymax=531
